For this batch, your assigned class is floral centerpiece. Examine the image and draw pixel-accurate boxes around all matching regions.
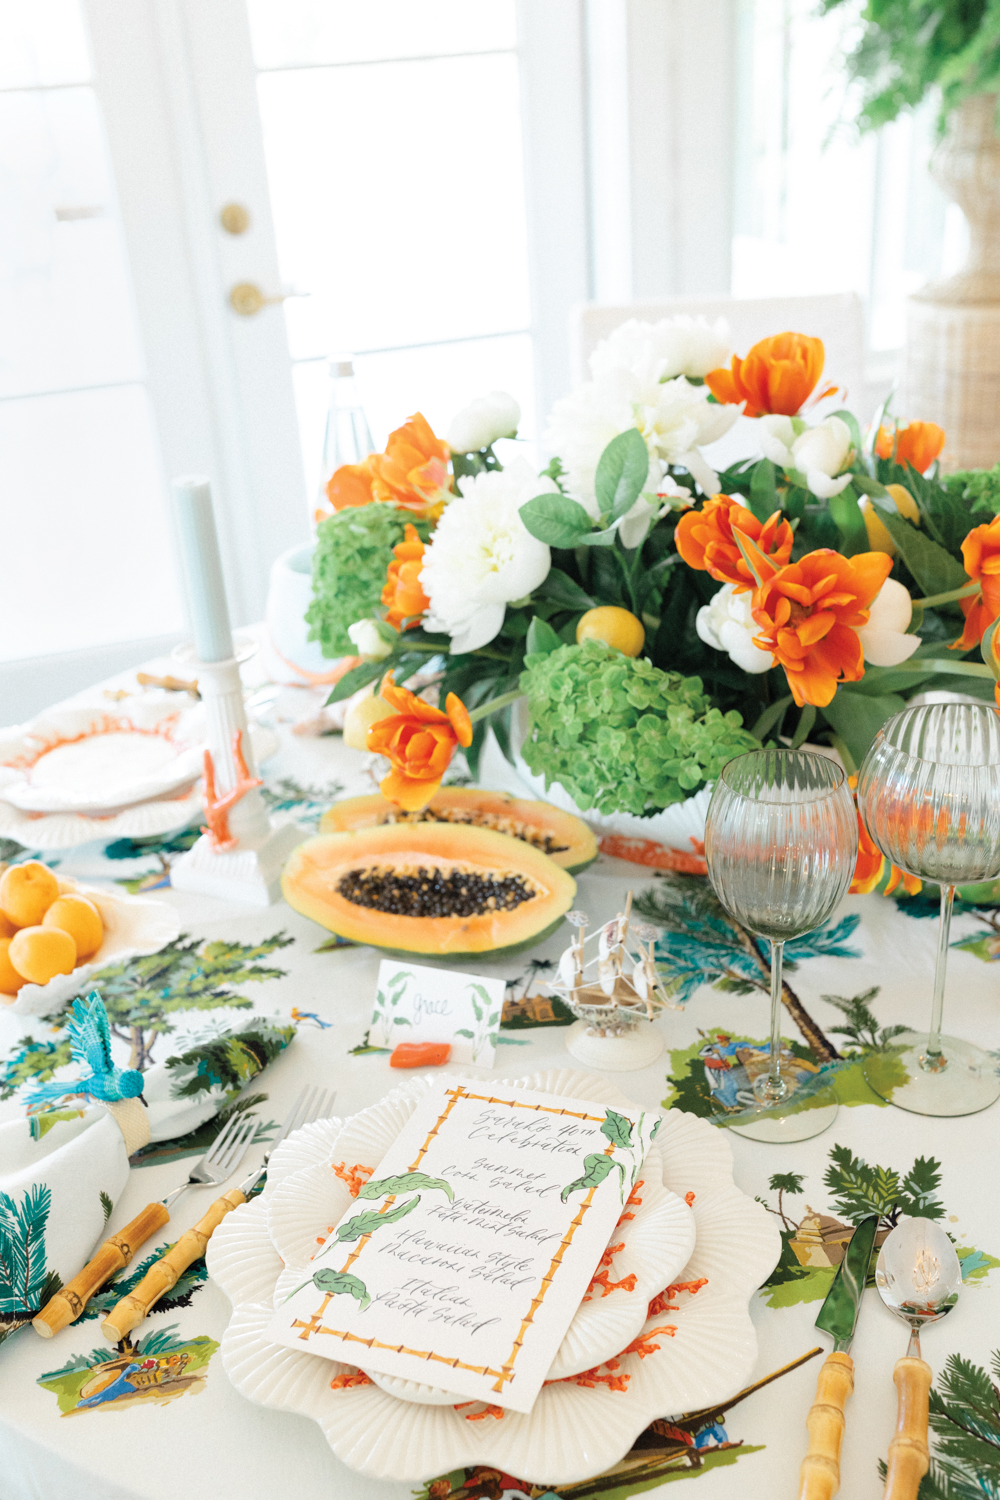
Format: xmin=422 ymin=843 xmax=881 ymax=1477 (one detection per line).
xmin=308 ymin=319 xmax=1000 ymax=872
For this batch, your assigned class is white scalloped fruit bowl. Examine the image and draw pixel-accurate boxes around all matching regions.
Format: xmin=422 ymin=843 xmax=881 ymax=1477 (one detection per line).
xmin=1 ymin=877 xmax=181 ymax=1018
xmin=207 ymin=1069 xmax=780 ymax=1485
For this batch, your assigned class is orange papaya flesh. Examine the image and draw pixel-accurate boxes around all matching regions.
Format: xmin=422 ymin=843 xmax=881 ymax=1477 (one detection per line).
xmin=281 ymin=822 xmax=577 ymax=960
xmin=319 ymin=787 xmax=597 ymax=875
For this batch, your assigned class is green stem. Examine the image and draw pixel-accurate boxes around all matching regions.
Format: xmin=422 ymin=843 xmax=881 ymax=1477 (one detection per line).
xmin=919 ymin=659 xmax=995 ymax=678
xmin=912 ymin=580 xmax=981 ymax=608
xmin=468 ymin=688 xmax=522 ymax=724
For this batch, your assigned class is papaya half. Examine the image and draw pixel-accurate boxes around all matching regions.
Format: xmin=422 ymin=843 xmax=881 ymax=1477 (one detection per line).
xmin=282 ymin=822 xmax=577 ymax=960
xmin=319 ymin=787 xmax=597 ymax=875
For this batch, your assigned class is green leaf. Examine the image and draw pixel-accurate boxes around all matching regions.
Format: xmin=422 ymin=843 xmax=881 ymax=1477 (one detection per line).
xmin=538 ymin=569 xmax=595 ymax=610
xmin=828 ymin=486 xmax=870 ymax=556
xmin=599 ymin=1108 xmax=635 ymax=1150
xmin=579 ymin=523 xmax=623 ymax=547
xmin=283 ymin=1268 xmax=371 ymax=1310
xmin=851 ymin=472 xmax=890 ymax=499
xmin=790 ymin=704 xmax=816 ymax=749
xmin=519 ymin=493 xmax=594 ymax=548
xmin=750 ymin=694 xmax=793 ymax=741
xmin=99 ymin=1189 xmax=113 ymax=1225
xmin=357 ymin=1172 xmax=455 ymax=1203
xmin=525 ymin=616 xmax=562 ymax=657
xmin=594 ymin=427 xmax=650 ymax=521
xmin=334 ymin=1196 xmax=421 ymax=1243
xmin=830 ymin=408 xmax=863 ymax=456
xmin=454 ymin=1028 xmax=474 ymax=1038
xmin=876 ymin=513 xmax=969 ymax=596
xmin=560 ymin=1152 xmax=626 ymax=1202
xmin=821 ymin=688 xmax=906 ymax=767
xmin=748 ymin=459 xmax=778 ymax=523
xmin=326 ymin=657 xmax=389 ymax=705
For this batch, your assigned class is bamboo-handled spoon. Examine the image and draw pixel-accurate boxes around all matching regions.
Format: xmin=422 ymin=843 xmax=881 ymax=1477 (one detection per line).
xmin=876 ymin=1216 xmax=962 ymax=1500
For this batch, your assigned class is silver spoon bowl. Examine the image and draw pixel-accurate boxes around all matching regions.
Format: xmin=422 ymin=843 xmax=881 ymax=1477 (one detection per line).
xmin=875 ymin=1216 xmax=962 ymax=1358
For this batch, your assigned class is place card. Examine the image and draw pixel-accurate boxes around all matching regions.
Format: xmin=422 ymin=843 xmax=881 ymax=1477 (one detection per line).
xmin=267 ymin=1080 xmax=660 ymax=1412
xmin=368 ymin=959 xmax=505 ymax=1067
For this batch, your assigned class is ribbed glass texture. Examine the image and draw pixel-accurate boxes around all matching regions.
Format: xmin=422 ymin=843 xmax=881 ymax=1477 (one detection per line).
xmin=857 ymin=704 xmax=1000 ymax=884
xmin=705 ymin=750 xmax=858 ymax=941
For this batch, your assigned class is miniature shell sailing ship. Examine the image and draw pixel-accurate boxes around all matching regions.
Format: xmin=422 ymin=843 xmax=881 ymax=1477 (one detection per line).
xmin=548 ymin=894 xmax=676 ymax=1070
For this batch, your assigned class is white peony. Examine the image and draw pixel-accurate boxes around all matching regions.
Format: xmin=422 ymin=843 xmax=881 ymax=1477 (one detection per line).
xmin=420 ymin=457 xmax=553 ymax=654
xmin=856 ymin=578 xmax=921 ymax=666
xmin=618 ymin=475 xmax=694 ymax=550
xmin=759 ymin=414 xmax=853 ymax=499
xmin=589 ymin=315 xmax=731 ymax=383
xmin=696 ymin=583 xmax=775 ymax=674
xmin=545 ymin=368 xmax=738 ymax=516
xmin=347 ymin=619 xmax=392 ymax=661
xmin=446 ymin=390 xmax=521 ymax=453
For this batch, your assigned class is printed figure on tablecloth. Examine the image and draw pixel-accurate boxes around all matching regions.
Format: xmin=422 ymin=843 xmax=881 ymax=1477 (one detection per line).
xmin=36 ymin=1326 xmax=218 ymax=1416
xmin=696 ymin=1032 xmax=821 ymax=1114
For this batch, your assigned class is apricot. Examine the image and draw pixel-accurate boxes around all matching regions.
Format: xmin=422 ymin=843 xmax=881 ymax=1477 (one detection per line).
xmin=43 ymin=895 xmax=104 ymax=961
xmin=0 ymin=860 xmax=59 ymax=928
xmin=0 ymin=911 xmax=17 ymax=939
xmin=56 ymin=876 xmax=78 ymax=895
xmin=0 ymin=938 xmax=26 ymax=996
xmin=576 ymin=606 xmax=645 ymax=657
xmin=9 ymin=925 xmax=77 ymax=985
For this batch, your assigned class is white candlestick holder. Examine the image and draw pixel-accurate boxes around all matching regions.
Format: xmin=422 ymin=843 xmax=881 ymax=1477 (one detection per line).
xmin=168 ymin=637 xmax=302 ymax=905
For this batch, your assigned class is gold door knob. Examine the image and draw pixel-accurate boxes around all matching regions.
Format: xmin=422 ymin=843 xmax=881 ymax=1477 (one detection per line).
xmin=220 ymin=202 xmax=251 ymax=235
xmin=229 ymin=282 xmax=290 ymax=316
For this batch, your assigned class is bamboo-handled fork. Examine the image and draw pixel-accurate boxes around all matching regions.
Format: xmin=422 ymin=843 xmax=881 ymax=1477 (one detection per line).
xmin=33 ymin=1108 xmax=260 ymax=1339
xmin=102 ymin=1086 xmax=337 ymax=1343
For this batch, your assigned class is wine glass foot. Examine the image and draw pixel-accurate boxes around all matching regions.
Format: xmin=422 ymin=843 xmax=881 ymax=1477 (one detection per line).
xmin=724 ymin=1088 xmax=839 ymax=1143
xmin=864 ymin=1031 xmax=1000 ymax=1116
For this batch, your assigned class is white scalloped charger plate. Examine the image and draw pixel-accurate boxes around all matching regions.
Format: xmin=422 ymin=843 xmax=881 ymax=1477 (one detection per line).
xmin=266 ymin=1070 xmax=694 ymax=1397
xmin=1 ymin=878 xmax=181 ymax=1017
xmin=208 ymin=1070 xmax=780 ymax=1484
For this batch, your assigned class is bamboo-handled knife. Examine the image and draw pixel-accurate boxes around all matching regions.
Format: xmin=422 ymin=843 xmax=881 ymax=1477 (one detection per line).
xmin=798 ymin=1212 xmax=880 ymax=1500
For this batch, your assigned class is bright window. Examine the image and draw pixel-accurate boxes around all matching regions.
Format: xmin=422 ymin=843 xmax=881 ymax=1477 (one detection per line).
xmin=0 ymin=0 xmax=184 ymax=664
xmin=247 ymin=0 xmax=534 ymax=503
xmin=732 ymin=0 xmax=968 ymax=353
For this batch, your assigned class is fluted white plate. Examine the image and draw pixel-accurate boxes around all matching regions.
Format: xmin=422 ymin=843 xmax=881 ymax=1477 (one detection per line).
xmin=212 ymin=1070 xmax=780 ymax=1484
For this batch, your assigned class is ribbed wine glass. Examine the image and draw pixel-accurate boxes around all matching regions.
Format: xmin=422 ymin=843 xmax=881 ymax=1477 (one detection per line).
xmin=705 ymin=749 xmax=858 ymax=1143
xmin=857 ymin=702 xmax=1000 ymax=1116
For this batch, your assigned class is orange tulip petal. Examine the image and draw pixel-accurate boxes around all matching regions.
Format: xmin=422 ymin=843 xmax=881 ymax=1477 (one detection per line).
xmin=445 ymin=693 xmax=474 ymax=748
xmin=379 ymin=767 xmax=444 ymax=812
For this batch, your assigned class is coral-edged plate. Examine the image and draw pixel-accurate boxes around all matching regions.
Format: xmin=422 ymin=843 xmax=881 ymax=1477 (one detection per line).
xmin=1 ymin=878 xmax=181 ymax=1017
xmin=209 ymin=1070 xmax=779 ymax=1484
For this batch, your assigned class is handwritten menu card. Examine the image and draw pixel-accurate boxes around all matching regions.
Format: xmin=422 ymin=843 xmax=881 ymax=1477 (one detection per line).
xmin=369 ymin=960 xmax=505 ymax=1066
xmin=268 ymin=1080 xmax=661 ymax=1412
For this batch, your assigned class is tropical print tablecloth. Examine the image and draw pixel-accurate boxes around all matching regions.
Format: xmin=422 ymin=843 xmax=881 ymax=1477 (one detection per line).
xmin=2 ymin=663 xmax=999 ymax=1500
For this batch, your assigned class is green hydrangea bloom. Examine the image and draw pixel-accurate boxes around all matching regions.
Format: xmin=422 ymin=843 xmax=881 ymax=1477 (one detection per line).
xmin=306 ymin=503 xmax=409 ymax=658
xmin=519 ymin=640 xmax=758 ymax=816
xmin=945 ymin=464 xmax=1000 ymax=519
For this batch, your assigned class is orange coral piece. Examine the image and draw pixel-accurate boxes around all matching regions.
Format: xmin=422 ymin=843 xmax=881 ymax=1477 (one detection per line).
xmin=684 ymin=1191 xmax=696 ymax=1207
xmin=751 ymin=548 xmax=893 ymax=707
xmin=201 ymin=730 xmax=263 ymax=852
xmin=705 ymin=332 xmax=827 ymax=418
xmin=390 ymin=1041 xmax=452 ymax=1068
xmin=624 ymin=1324 xmax=678 ymax=1359
xmin=675 ymin=494 xmax=793 ymax=593
xmin=367 ymin=673 xmax=473 ymax=812
xmin=382 ymin=522 xmax=429 ymax=630
xmin=454 ymin=1402 xmax=506 ymax=1421
xmin=329 ymin=1370 xmax=372 ymax=1390
xmin=330 ymin=1160 xmax=374 ymax=1198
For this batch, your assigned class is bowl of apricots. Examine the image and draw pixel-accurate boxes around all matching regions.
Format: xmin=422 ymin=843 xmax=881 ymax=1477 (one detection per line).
xmin=0 ymin=860 xmax=180 ymax=1018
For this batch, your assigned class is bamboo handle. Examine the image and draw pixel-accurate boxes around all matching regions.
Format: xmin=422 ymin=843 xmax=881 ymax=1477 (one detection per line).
xmin=883 ymin=1356 xmax=932 ymax=1500
xmin=32 ymin=1202 xmax=170 ymax=1339
xmin=798 ymin=1350 xmax=855 ymax=1500
xmin=101 ymin=1189 xmax=245 ymax=1342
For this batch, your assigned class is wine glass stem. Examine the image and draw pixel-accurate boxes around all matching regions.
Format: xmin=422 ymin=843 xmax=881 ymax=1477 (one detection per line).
xmin=926 ymin=883 xmax=955 ymax=1068
xmin=761 ymin=938 xmax=787 ymax=1102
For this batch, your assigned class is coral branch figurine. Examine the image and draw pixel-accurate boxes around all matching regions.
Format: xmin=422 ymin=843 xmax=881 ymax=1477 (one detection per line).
xmin=201 ymin=731 xmax=263 ymax=853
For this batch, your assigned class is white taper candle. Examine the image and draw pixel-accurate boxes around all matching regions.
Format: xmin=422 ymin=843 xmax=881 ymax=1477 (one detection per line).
xmin=171 ymin=476 xmax=234 ymax=663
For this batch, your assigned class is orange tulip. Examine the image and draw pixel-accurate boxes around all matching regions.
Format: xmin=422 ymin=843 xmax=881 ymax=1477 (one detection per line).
xmin=952 ymin=513 xmax=1000 ymax=650
xmin=366 ymin=674 xmax=473 ymax=812
xmin=370 ymin=413 xmax=452 ymax=517
xmin=381 ymin=523 xmax=429 ymax=630
xmin=675 ymin=494 xmax=794 ymax=593
xmin=751 ymin=549 xmax=894 ymax=707
xmin=875 ymin=421 xmax=945 ymax=473
xmin=325 ymin=455 xmax=377 ymax=514
xmin=705 ymin=333 xmax=828 ymax=419
xmin=848 ymin=776 xmax=921 ymax=896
